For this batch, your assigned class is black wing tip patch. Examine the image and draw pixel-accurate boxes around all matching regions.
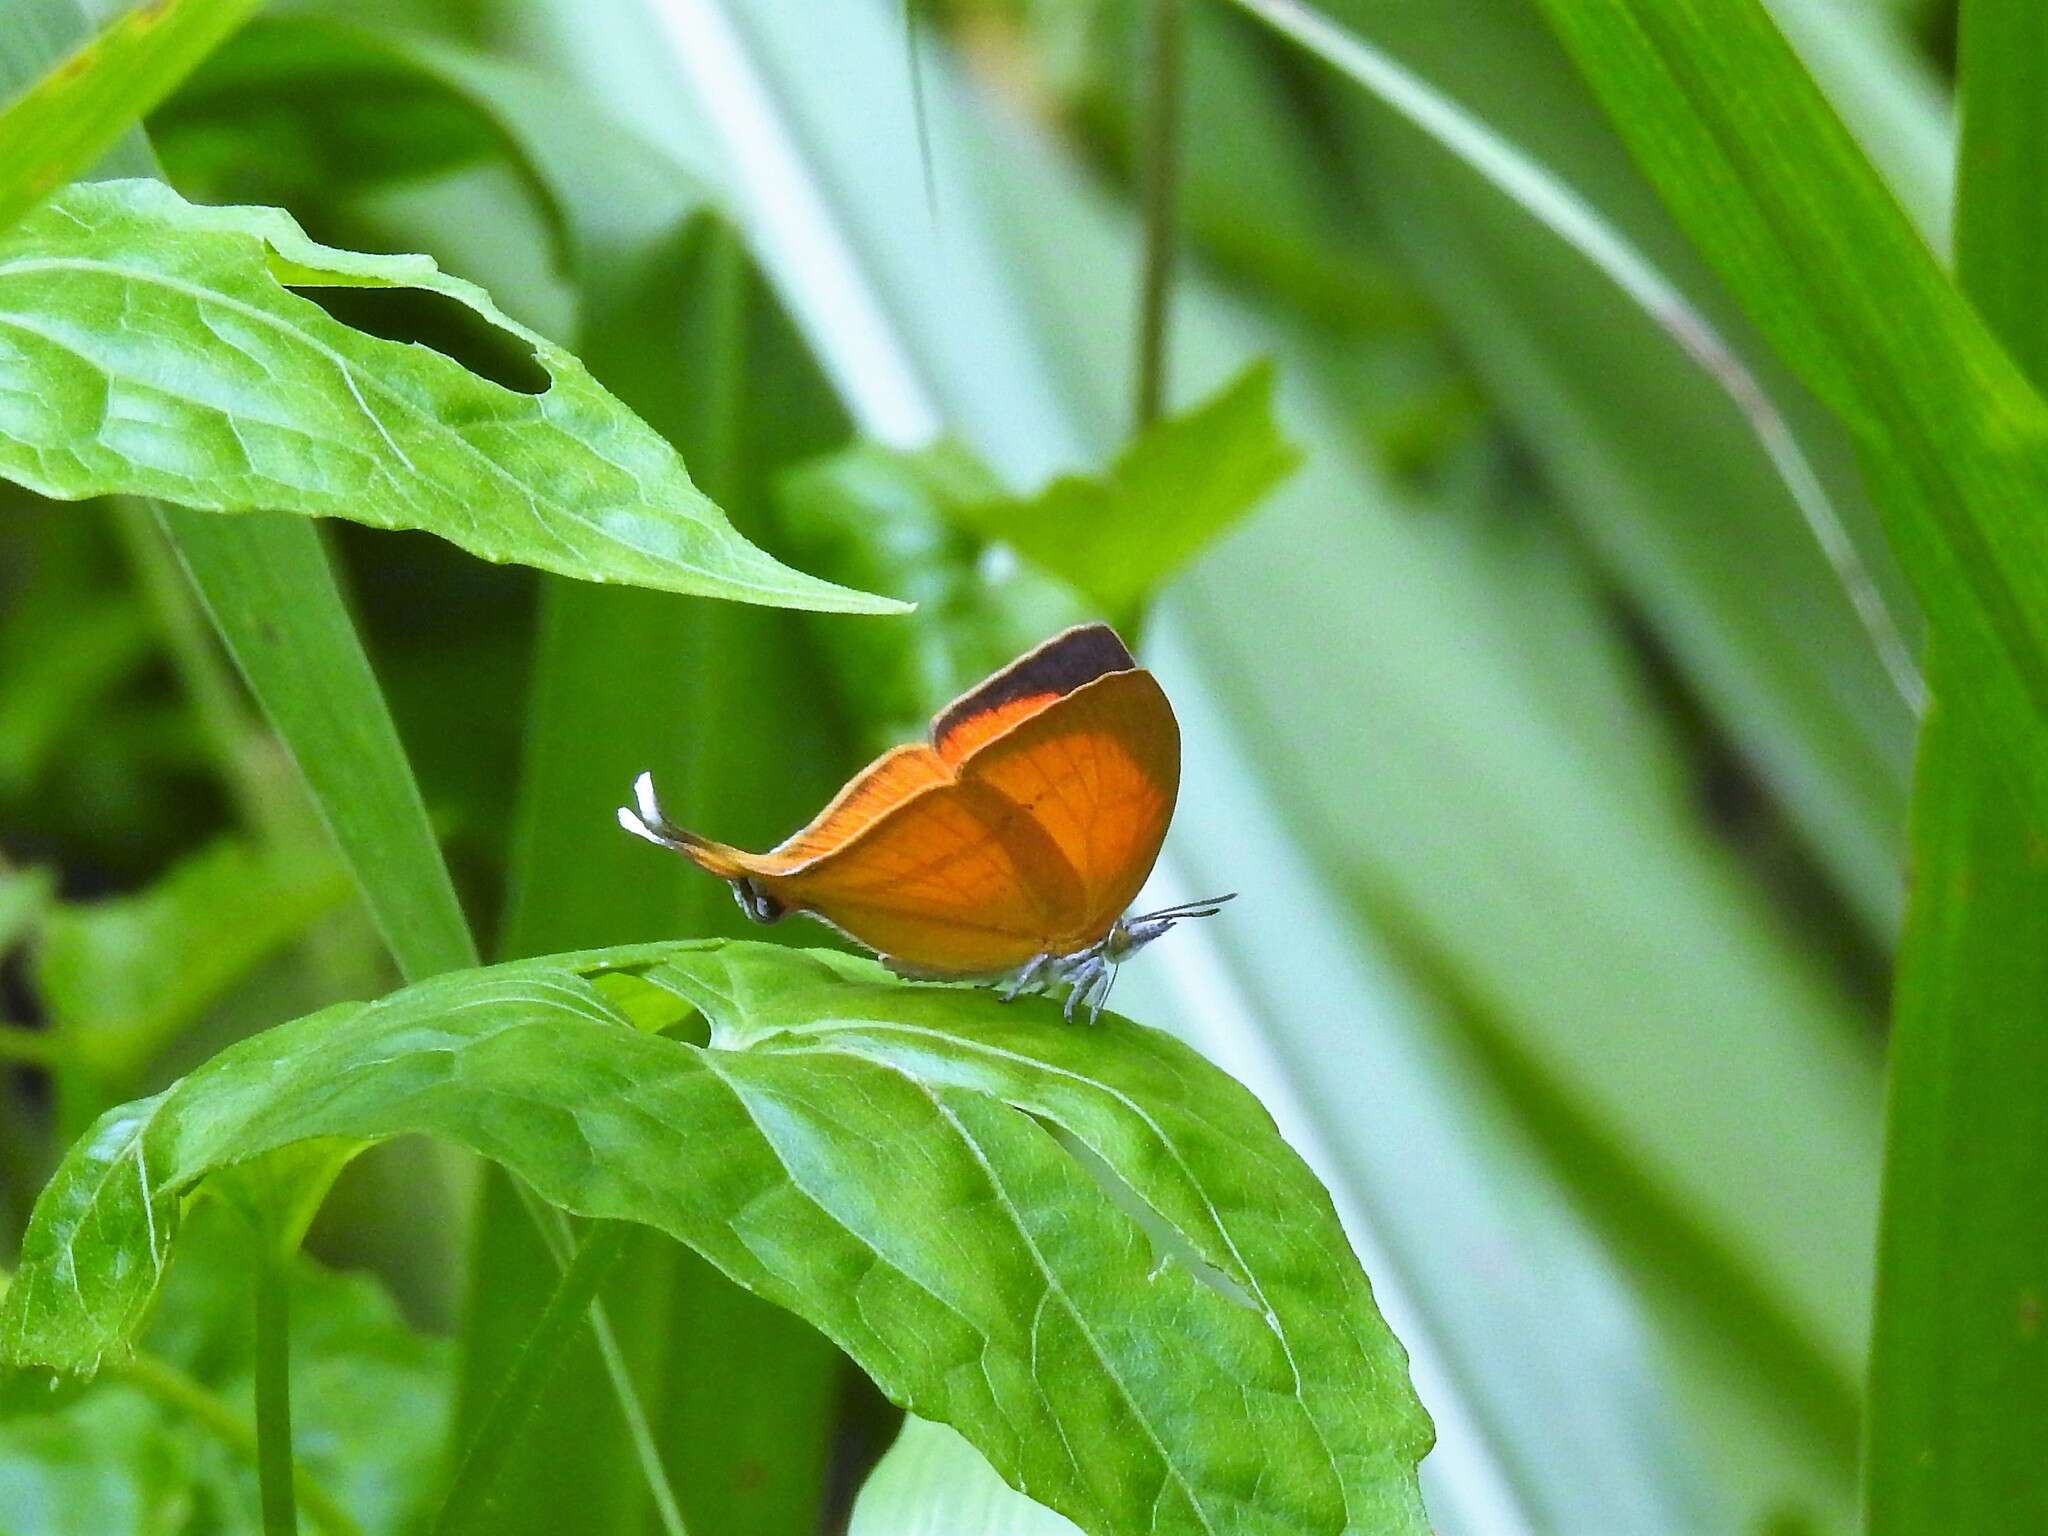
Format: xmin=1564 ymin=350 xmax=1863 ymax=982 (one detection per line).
xmin=930 ymin=622 xmax=1137 ymax=747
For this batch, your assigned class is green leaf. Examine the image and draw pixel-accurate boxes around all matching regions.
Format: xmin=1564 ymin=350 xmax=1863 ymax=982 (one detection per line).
xmin=0 ymin=1383 xmax=195 ymax=1536
xmin=1231 ymin=0 xmax=1918 ymax=932
xmin=0 ymin=177 xmax=899 ymax=612
xmin=32 ymin=836 xmax=352 ymax=1084
xmin=2 ymin=940 xmax=1434 ymax=1536
xmin=1 ymin=1198 xmax=449 ymax=1536
xmin=0 ymin=589 xmax=152 ymax=796
xmin=0 ymin=0 xmax=263 ymax=236
xmin=0 ymin=0 xmax=485 ymax=998
xmin=151 ymin=15 xmax=528 ymax=213
xmin=156 ymin=506 xmax=480 ymax=987
xmin=1526 ymin=0 xmax=2048 ymax=837
xmin=777 ymin=440 xmax=1093 ymax=754
xmin=942 ymin=361 xmax=1300 ymax=624
xmin=1864 ymin=2 xmax=2048 ymax=1530
xmin=852 ymin=1417 xmax=1081 ymax=1536
xmin=0 ymin=864 xmax=53 ymax=955
xmin=523 ymin=0 xmax=1735 ymax=1522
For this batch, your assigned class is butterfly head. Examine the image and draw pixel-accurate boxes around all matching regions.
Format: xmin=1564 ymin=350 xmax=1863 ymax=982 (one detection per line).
xmin=1105 ymin=892 xmax=1237 ymax=960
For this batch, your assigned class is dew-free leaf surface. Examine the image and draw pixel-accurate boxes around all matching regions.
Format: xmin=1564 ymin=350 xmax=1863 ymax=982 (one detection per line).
xmin=942 ymin=361 xmax=1300 ymax=624
xmin=0 ymin=0 xmax=262 ymax=235
xmin=1528 ymin=0 xmax=2048 ymax=833
xmin=1 ymin=940 xmax=1433 ymax=1536
xmin=0 ymin=178 xmax=899 ymax=611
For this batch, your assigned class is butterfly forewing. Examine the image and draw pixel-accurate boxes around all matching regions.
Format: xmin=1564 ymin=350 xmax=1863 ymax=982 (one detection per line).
xmin=763 ymin=779 xmax=1085 ymax=973
xmin=953 ymin=667 xmax=1178 ymax=951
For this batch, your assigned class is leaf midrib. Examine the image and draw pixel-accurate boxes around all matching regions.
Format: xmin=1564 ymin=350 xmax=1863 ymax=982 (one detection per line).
xmin=0 ymin=250 xmax=833 ymax=602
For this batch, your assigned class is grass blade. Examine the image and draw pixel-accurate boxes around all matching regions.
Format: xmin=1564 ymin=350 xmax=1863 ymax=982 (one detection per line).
xmin=436 ymin=1223 xmax=634 ymax=1536
xmin=1228 ymin=0 xmax=1922 ymax=716
xmin=163 ymin=510 xmax=478 ymax=981
xmin=0 ymin=0 xmax=261 ymax=233
xmin=527 ymin=1 xmax=1782 ymax=1524
xmin=1528 ymin=0 xmax=2048 ymax=835
xmin=1865 ymin=1 xmax=2048 ymax=1528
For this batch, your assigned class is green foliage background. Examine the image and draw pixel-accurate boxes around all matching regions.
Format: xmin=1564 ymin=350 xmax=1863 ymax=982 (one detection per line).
xmin=0 ymin=0 xmax=2039 ymax=1533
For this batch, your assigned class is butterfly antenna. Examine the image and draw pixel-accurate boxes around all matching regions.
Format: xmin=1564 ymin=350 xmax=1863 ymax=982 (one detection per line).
xmin=1138 ymin=892 xmax=1238 ymax=923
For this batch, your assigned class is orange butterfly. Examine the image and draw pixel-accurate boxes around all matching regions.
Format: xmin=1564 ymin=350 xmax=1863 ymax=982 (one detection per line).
xmin=619 ymin=622 xmax=1230 ymax=1021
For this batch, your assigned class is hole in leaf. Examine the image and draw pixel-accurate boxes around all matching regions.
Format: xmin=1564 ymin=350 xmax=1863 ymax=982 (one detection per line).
xmin=287 ymin=281 xmax=551 ymax=395
xmin=592 ymin=970 xmax=709 ymax=1047
xmin=1028 ymin=1112 xmax=1260 ymax=1313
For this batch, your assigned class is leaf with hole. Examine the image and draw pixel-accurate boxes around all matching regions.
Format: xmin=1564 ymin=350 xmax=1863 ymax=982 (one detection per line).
xmin=0 ymin=178 xmax=901 ymax=611
xmin=0 ymin=939 xmax=1433 ymax=1536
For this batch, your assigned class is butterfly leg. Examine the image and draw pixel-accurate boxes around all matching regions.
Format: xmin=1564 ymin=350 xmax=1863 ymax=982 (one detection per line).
xmin=1062 ymin=954 xmax=1109 ymax=1023
xmin=999 ymin=953 xmax=1052 ymax=1003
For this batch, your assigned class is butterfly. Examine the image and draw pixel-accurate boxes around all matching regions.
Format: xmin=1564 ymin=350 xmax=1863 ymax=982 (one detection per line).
xmin=619 ymin=622 xmax=1231 ymax=1022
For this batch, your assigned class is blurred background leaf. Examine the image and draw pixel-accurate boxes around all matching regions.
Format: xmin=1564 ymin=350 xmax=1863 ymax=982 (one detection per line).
xmin=2 ymin=0 xmax=2031 ymax=1532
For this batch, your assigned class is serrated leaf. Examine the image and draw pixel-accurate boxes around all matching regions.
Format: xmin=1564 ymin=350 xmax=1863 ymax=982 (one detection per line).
xmin=0 ymin=178 xmax=901 ymax=612
xmin=1 ymin=940 xmax=1433 ymax=1536
xmin=941 ymin=361 xmax=1301 ymax=623
xmin=0 ymin=0 xmax=262 ymax=235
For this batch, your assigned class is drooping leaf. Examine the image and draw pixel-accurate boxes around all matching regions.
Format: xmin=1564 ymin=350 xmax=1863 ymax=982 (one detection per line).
xmin=0 ymin=178 xmax=899 ymax=612
xmin=1 ymin=940 xmax=1434 ymax=1536
xmin=941 ymin=361 xmax=1300 ymax=624
xmin=0 ymin=0 xmax=262 ymax=235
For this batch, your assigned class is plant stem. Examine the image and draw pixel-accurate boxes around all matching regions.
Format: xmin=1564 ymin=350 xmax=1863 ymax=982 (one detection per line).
xmin=434 ymin=1221 xmax=634 ymax=1536
xmin=512 ymin=1184 xmax=690 ymax=1536
xmin=123 ymin=1353 xmax=364 ymax=1536
xmin=1133 ymin=0 xmax=1184 ymax=431
xmin=254 ymin=1245 xmax=300 ymax=1536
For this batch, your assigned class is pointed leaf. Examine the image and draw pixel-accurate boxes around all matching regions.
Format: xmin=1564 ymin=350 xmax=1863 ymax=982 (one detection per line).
xmin=1 ymin=940 xmax=1433 ymax=1536
xmin=0 ymin=178 xmax=901 ymax=611
xmin=942 ymin=361 xmax=1300 ymax=622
